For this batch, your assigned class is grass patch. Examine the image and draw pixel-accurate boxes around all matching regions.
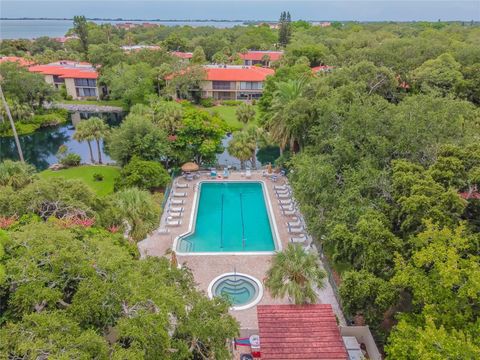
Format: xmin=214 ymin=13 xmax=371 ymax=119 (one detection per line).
xmin=39 ymin=165 xmax=120 ymax=196
xmin=203 ymin=105 xmax=259 ymax=132
xmin=58 ymin=99 xmax=125 ymax=107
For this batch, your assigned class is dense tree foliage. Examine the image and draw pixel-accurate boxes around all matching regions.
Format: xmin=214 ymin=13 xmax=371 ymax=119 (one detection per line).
xmin=0 ymin=223 xmax=238 ymax=358
xmin=115 ymin=156 xmax=170 ymax=192
xmin=0 ymin=62 xmax=57 ymax=110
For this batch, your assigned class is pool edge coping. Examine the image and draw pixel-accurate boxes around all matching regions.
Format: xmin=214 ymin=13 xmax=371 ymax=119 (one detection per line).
xmin=173 ymin=179 xmax=282 ymax=256
xmin=207 ymin=272 xmax=264 ymax=311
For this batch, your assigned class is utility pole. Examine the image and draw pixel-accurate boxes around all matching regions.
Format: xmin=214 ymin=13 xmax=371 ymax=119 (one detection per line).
xmin=0 ymin=80 xmax=24 ymax=162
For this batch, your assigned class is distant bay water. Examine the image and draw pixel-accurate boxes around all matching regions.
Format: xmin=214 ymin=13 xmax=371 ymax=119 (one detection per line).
xmin=0 ymin=19 xmax=245 ymax=39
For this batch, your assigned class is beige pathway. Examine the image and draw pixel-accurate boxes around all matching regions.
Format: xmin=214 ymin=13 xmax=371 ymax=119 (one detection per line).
xmin=138 ymin=171 xmax=345 ymax=330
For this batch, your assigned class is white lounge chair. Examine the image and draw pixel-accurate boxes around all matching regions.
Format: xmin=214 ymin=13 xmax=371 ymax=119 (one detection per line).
xmin=169 ymin=206 xmax=184 ymax=213
xmin=168 ymin=212 xmax=182 ymax=218
xmin=276 ymin=188 xmax=290 ymax=194
xmin=277 ymin=193 xmax=291 ymax=199
xmin=287 ymin=220 xmax=302 ymax=228
xmin=290 ymin=235 xmax=307 ymax=243
xmin=157 ymin=228 xmax=169 ymax=235
xmin=246 ymin=169 xmax=252 ymax=179
xmin=282 ymin=209 xmax=297 ymax=216
xmin=170 ymin=199 xmax=185 ymax=205
xmin=166 ymin=220 xmax=181 ymax=227
xmin=274 ymin=184 xmax=289 ymax=190
xmin=173 ymin=192 xmax=187 ymax=197
xmin=280 ymin=204 xmax=295 ymax=211
xmin=176 ymin=183 xmax=189 ymax=189
xmin=288 ymin=226 xmax=304 ymax=234
xmin=278 ymin=198 xmax=293 ymax=205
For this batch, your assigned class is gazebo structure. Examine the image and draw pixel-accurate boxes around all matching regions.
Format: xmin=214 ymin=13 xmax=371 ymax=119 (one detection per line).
xmin=256 ymin=304 xmax=348 ymax=359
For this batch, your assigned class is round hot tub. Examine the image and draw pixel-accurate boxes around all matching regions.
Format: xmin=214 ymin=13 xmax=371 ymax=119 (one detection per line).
xmin=208 ymin=273 xmax=263 ymax=311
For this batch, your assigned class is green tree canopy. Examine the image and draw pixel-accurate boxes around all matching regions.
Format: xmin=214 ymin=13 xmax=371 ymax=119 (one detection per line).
xmin=101 ymin=62 xmax=155 ymax=107
xmin=115 ymin=156 xmax=170 ymax=192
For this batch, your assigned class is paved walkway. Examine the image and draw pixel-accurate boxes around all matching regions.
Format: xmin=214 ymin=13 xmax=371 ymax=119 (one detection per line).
xmin=138 ymin=170 xmax=346 ymax=330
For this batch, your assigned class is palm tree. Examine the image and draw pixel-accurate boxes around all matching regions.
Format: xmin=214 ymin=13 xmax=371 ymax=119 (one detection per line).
xmin=112 ymin=188 xmax=160 ymax=242
xmin=265 ymin=78 xmax=308 ymax=154
xmin=265 ymin=243 xmax=326 ymax=305
xmin=86 ymin=117 xmax=109 ymax=164
xmin=73 ymin=120 xmax=95 ymax=163
xmin=227 ymin=130 xmax=256 ymax=170
xmin=235 ymin=103 xmax=256 ymax=125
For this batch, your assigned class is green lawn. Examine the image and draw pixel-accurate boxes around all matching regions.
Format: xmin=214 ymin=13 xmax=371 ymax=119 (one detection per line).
xmin=39 ymin=165 xmax=120 ymax=196
xmin=204 ymin=105 xmax=259 ymax=131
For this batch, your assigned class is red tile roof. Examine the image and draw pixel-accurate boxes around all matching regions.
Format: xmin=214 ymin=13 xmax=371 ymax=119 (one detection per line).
xmin=28 ymin=62 xmax=98 ymax=79
xmin=205 ymin=66 xmax=274 ymax=81
xmin=257 ymin=304 xmax=348 ymax=360
xmin=171 ymin=51 xmax=193 ymax=59
xmin=238 ymin=50 xmax=283 ymax=62
xmin=0 ymin=56 xmax=34 ymax=67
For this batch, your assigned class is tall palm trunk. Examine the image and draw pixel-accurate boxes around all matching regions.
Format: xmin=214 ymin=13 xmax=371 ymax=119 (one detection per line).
xmin=87 ymin=140 xmax=95 ymax=164
xmin=96 ymin=139 xmax=103 ymax=164
xmin=0 ymin=84 xmax=24 ymax=162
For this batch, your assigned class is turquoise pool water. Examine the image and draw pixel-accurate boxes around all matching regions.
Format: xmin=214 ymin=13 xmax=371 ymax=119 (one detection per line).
xmin=212 ymin=274 xmax=259 ymax=306
xmin=178 ymin=182 xmax=275 ymax=252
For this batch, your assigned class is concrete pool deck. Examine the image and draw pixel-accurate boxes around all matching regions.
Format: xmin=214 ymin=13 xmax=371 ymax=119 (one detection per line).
xmin=138 ymin=170 xmax=345 ymax=331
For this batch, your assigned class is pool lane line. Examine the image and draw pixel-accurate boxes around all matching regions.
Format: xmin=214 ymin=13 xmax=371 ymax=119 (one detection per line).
xmin=240 ymin=192 xmax=246 ymax=250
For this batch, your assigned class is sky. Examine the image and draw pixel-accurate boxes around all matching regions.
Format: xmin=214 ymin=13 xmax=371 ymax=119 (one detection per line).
xmin=1 ymin=0 xmax=479 ymax=21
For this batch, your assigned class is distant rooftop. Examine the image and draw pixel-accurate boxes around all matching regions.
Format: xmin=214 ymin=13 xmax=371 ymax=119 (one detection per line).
xmin=203 ymin=65 xmax=274 ymax=81
xmin=122 ymin=45 xmax=161 ymax=51
xmin=171 ymin=51 xmax=193 ymax=59
xmin=238 ymin=50 xmax=283 ymax=62
xmin=29 ymin=61 xmax=98 ymax=79
xmin=312 ymin=65 xmax=335 ymax=73
xmin=0 ymin=56 xmax=34 ymax=67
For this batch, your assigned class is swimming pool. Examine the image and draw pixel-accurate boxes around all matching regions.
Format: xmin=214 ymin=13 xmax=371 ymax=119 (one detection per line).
xmin=176 ymin=181 xmax=278 ymax=254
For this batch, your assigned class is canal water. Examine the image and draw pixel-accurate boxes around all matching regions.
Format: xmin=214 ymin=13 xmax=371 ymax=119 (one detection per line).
xmin=0 ymin=112 xmax=122 ymax=170
xmin=0 ymin=112 xmax=279 ymax=171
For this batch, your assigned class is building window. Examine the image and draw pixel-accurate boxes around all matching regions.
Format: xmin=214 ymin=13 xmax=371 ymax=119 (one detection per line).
xmin=213 ymin=92 xmax=235 ymax=100
xmin=237 ymin=92 xmax=263 ymax=100
xmin=52 ymin=75 xmax=65 ymax=84
xmin=74 ymin=78 xmax=97 ymax=87
xmin=240 ymin=82 xmax=263 ymax=90
xmin=212 ymin=81 xmax=233 ymax=90
xmin=76 ymin=87 xmax=97 ymax=97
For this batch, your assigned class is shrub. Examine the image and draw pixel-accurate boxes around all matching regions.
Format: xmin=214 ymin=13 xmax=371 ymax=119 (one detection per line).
xmin=115 ymin=156 xmax=170 ymax=192
xmin=92 ymin=173 xmax=104 ymax=182
xmin=222 ymin=100 xmax=242 ymax=106
xmin=60 ymin=153 xmax=81 ymax=167
xmin=31 ymin=110 xmax=68 ymax=127
xmin=199 ymin=98 xmax=214 ymax=107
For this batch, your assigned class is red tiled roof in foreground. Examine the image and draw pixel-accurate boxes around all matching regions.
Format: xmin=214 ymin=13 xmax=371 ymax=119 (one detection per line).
xmin=238 ymin=50 xmax=283 ymax=62
xmin=257 ymin=304 xmax=348 ymax=360
xmin=0 ymin=56 xmax=35 ymax=67
xmin=28 ymin=62 xmax=98 ymax=79
xmin=171 ymin=51 xmax=193 ymax=59
xmin=205 ymin=66 xmax=274 ymax=82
